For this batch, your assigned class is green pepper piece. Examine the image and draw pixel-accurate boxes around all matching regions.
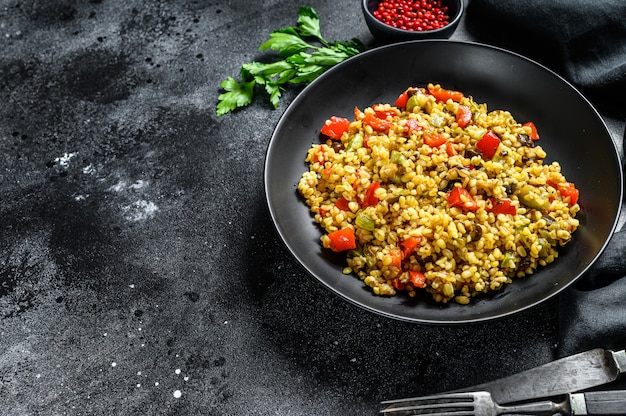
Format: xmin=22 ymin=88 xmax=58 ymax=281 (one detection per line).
xmin=346 ymin=134 xmax=363 ymax=152
xmin=406 ymin=91 xmax=428 ymax=112
xmin=501 ymin=251 xmax=516 ymax=269
xmin=355 ymin=213 xmax=375 ymax=231
xmin=429 ymin=113 xmax=445 ymax=128
xmin=390 ymin=150 xmax=405 ymax=164
xmin=517 ymin=185 xmax=549 ymax=210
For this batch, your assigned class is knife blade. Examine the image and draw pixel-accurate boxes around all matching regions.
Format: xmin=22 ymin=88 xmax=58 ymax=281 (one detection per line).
xmin=455 ymin=348 xmax=626 ymax=404
xmin=569 ymin=390 xmax=626 ymax=415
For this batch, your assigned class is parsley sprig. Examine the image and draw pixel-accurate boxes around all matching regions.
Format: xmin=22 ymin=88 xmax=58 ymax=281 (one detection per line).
xmin=216 ymin=7 xmax=366 ymax=116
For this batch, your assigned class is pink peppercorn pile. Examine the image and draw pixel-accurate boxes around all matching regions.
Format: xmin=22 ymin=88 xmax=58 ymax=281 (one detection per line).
xmin=372 ymin=0 xmax=450 ymax=31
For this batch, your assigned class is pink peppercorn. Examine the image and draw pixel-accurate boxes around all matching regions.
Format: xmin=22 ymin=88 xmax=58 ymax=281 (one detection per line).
xmin=372 ymin=0 xmax=450 ymax=31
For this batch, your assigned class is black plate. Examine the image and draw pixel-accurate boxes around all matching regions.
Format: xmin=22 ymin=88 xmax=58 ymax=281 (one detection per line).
xmin=264 ymin=40 xmax=623 ymax=324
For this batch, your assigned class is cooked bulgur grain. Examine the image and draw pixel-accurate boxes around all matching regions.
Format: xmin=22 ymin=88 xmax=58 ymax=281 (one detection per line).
xmin=297 ymin=84 xmax=580 ymax=304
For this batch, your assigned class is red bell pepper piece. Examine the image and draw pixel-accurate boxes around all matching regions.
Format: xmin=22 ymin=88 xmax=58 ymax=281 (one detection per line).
xmin=363 ymin=113 xmax=391 ymax=132
xmin=523 ymin=121 xmax=540 ymax=141
xmin=392 ymin=277 xmax=406 ymax=291
xmin=335 ymin=197 xmax=350 ymax=211
xmin=447 ymin=187 xmax=479 ymax=211
xmin=395 ymin=89 xmax=410 ymax=108
xmin=424 ymin=133 xmax=447 ymax=147
xmin=427 ymin=84 xmax=464 ymax=102
xmin=361 ymin=182 xmax=381 ymax=208
xmin=488 ymin=198 xmax=517 ymax=215
xmin=408 ymin=270 xmax=426 ymax=288
xmin=401 ymin=236 xmax=421 ymax=258
xmin=558 ymin=182 xmax=579 ymax=205
xmin=354 ymin=106 xmax=365 ymax=120
xmin=446 ymin=141 xmax=457 ymax=156
xmin=320 ymin=116 xmax=350 ymax=140
xmin=373 ymin=105 xmax=398 ymax=119
xmin=389 ymin=249 xmax=402 ymax=270
xmin=476 ymin=130 xmax=501 ymax=159
xmin=327 ymin=227 xmax=356 ymax=252
xmin=405 ymin=118 xmax=422 ymax=135
xmin=456 ymin=104 xmax=472 ymax=128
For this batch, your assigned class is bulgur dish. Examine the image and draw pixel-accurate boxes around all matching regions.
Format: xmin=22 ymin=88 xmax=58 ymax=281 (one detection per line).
xmin=297 ymin=84 xmax=580 ymax=304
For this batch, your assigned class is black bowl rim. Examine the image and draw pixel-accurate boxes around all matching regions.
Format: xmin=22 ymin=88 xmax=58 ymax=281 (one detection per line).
xmin=362 ymin=0 xmax=464 ymax=36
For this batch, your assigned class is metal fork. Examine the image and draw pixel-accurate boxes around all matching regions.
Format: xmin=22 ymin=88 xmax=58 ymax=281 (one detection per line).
xmin=380 ymin=391 xmax=569 ymax=416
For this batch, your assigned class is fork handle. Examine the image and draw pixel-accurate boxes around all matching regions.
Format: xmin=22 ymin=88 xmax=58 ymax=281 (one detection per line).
xmin=571 ymin=390 xmax=626 ymax=415
xmin=498 ymin=400 xmax=565 ymax=415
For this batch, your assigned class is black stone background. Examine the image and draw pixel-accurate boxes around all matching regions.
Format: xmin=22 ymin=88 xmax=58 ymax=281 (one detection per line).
xmin=0 ymin=1 xmax=623 ymax=415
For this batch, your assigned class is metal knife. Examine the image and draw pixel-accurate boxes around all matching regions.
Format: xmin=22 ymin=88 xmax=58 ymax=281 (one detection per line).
xmin=569 ymin=390 xmax=626 ymax=415
xmin=455 ymin=348 xmax=626 ymax=404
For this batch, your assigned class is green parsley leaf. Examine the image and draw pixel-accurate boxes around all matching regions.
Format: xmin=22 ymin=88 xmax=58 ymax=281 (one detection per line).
xmin=259 ymin=30 xmax=310 ymax=58
xmin=216 ymin=77 xmax=255 ymax=116
xmin=216 ymin=7 xmax=365 ymax=116
xmin=264 ymin=82 xmax=282 ymax=109
xmin=295 ymin=6 xmax=324 ymax=42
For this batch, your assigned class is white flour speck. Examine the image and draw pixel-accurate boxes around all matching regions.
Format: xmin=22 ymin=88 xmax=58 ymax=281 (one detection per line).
xmin=155 ymin=382 xmax=159 ymax=386
xmin=175 ymin=369 xmax=181 ymax=375
xmin=109 ymin=180 xmax=127 ymax=192
xmin=55 ymin=152 xmax=78 ymax=168
xmin=173 ymin=390 xmax=182 ymax=399
xmin=111 ymin=362 xmax=117 ymax=367
xmin=129 ymin=180 xmax=148 ymax=190
xmin=122 ymin=200 xmax=159 ymax=222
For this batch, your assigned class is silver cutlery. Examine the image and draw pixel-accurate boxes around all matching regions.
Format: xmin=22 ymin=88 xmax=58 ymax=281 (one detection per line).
xmin=381 ymin=390 xmax=626 ymax=416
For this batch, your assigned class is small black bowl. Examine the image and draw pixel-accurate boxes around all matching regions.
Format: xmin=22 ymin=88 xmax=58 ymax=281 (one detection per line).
xmin=362 ymin=0 xmax=464 ymax=42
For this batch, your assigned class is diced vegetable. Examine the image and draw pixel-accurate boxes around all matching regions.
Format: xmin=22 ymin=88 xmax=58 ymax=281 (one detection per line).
xmin=517 ymin=185 xmax=549 ymax=210
xmin=320 ymin=116 xmax=350 ymax=139
xmin=327 ymin=227 xmax=356 ymax=252
xmin=405 ymin=118 xmax=422 ymax=134
xmin=335 ymin=197 xmax=350 ymax=211
xmin=392 ymin=278 xmax=406 ymax=291
xmin=447 ymin=187 xmax=479 ymax=211
xmin=355 ymin=213 xmax=375 ymax=231
xmin=476 ymin=130 xmax=501 ymax=159
xmin=456 ymin=104 xmax=472 ymax=128
xmin=523 ymin=121 xmax=540 ymax=141
xmin=446 ymin=141 xmax=457 ymax=156
xmin=390 ymin=150 xmax=405 ymax=164
xmin=361 ymin=181 xmax=381 ymax=208
xmin=408 ymin=270 xmax=426 ymax=288
xmin=346 ymin=134 xmax=364 ymax=151
xmin=394 ymin=90 xmax=409 ymax=109
xmin=389 ymin=249 xmax=402 ymax=270
xmin=401 ymin=236 xmax=421 ymax=258
xmin=373 ymin=105 xmax=398 ymax=119
xmin=427 ymin=84 xmax=464 ymax=102
xmin=488 ymin=198 xmax=517 ymax=215
xmin=363 ymin=113 xmax=391 ymax=132
xmin=557 ymin=182 xmax=579 ymax=205
xmin=429 ymin=113 xmax=445 ymax=128
xmin=424 ymin=133 xmax=446 ymax=147
xmin=501 ymin=251 xmax=516 ymax=268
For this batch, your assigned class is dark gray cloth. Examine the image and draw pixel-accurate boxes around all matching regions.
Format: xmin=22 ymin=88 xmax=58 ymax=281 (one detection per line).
xmin=466 ymin=0 xmax=626 ymax=118
xmin=466 ymin=0 xmax=626 ymax=358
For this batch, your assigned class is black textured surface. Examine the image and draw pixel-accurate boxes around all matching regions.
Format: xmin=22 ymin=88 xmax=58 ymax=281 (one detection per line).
xmin=0 ymin=1 xmax=623 ymax=415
